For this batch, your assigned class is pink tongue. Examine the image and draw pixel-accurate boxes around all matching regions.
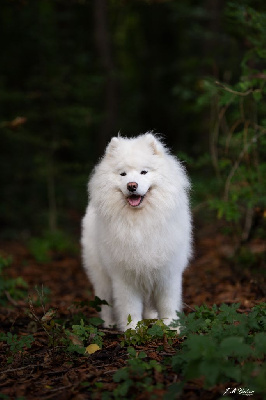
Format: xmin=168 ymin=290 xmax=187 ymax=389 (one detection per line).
xmin=128 ymin=195 xmax=142 ymax=207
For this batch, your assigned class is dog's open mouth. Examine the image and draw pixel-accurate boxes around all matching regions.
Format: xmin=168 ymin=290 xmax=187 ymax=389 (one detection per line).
xmin=127 ymin=194 xmax=144 ymax=207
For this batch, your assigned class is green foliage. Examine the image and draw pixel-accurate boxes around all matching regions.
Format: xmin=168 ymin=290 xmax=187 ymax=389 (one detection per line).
xmin=0 ymin=255 xmax=28 ymax=305
xmin=170 ymin=303 xmax=266 ymax=393
xmin=103 ymin=347 xmax=163 ymax=399
xmin=89 ymin=296 xmax=109 ymax=312
xmin=0 ymin=332 xmax=34 ymax=353
xmin=172 ymin=302 xmax=266 ymax=336
xmin=60 ymin=297 xmax=107 ymax=354
xmin=27 ymin=295 xmax=106 ymax=355
xmin=28 ymin=230 xmax=77 ymax=263
xmin=122 ymin=317 xmax=176 ymax=346
xmin=97 ymin=303 xmax=266 ymax=399
xmin=195 ymin=3 xmax=266 ymax=239
xmin=65 ymin=317 xmax=105 ymax=354
xmin=0 ymin=332 xmax=34 ymax=364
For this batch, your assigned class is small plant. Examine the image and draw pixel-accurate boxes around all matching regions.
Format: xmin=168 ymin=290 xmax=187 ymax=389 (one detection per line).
xmin=122 ymin=316 xmax=177 ymax=346
xmin=63 ymin=296 xmax=108 ymax=354
xmin=102 ymin=347 xmax=164 ymax=399
xmin=65 ymin=317 xmax=105 ymax=354
xmin=27 ymin=293 xmax=107 ymax=355
xmin=0 ymin=255 xmax=28 ymax=305
xmin=0 ymin=332 xmax=34 ymax=364
xmin=27 ymin=296 xmax=63 ymax=351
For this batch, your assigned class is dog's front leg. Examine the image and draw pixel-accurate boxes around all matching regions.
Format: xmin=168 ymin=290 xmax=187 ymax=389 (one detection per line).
xmin=154 ymin=271 xmax=182 ymax=331
xmin=112 ymin=276 xmax=143 ymax=331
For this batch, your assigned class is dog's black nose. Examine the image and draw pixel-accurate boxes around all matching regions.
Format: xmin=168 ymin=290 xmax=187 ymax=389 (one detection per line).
xmin=127 ymin=182 xmax=138 ymax=192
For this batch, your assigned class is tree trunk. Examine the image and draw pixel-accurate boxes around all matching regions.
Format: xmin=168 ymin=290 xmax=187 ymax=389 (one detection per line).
xmin=94 ymin=0 xmax=118 ymax=157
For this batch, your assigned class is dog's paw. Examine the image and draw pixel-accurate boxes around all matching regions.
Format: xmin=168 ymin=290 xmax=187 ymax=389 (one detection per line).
xmin=163 ymin=317 xmax=181 ymax=334
xmin=103 ymin=318 xmax=116 ymax=329
xmin=167 ymin=325 xmax=180 ymax=334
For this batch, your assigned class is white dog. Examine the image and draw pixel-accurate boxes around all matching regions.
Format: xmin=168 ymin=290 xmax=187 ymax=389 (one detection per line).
xmin=81 ymin=133 xmax=192 ymax=331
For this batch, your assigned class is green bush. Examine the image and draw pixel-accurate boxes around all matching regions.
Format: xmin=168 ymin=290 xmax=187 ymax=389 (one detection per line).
xmin=170 ymin=303 xmax=266 ymax=395
xmin=100 ymin=303 xmax=266 ymax=399
xmin=196 ymin=3 xmax=266 ymax=241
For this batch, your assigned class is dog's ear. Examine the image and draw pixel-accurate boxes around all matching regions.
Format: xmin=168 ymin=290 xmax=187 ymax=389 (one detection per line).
xmin=106 ymin=137 xmax=120 ymax=156
xmin=145 ymin=133 xmax=165 ymax=156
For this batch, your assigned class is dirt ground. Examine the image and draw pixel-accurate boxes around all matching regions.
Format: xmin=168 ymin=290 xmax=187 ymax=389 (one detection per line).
xmin=0 ymin=225 xmax=265 ymax=400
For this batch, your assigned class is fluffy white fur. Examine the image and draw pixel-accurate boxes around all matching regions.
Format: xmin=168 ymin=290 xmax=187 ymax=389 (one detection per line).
xmin=81 ymin=133 xmax=192 ymax=331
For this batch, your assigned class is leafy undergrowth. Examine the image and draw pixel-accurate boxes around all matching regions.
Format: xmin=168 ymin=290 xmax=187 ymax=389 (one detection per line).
xmin=0 ymin=237 xmax=265 ymax=400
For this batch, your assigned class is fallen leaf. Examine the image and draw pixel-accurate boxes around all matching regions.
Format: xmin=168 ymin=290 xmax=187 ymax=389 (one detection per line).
xmin=41 ymin=309 xmax=57 ymax=322
xmin=85 ymin=344 xmax=101 ymax=354
xmin=68 ymin=333 xmax=84 ymax=346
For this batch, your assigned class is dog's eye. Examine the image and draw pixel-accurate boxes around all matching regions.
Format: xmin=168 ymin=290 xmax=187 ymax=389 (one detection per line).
xmin=120 ymin=172 xmax=127 ymax=176
xmin=140 ymin=170 xmax=148 ymax=175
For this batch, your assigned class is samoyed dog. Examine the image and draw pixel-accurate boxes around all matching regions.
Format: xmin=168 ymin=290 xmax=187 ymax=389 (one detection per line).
xmin=81 ymin=133 xmax=192 ymax=331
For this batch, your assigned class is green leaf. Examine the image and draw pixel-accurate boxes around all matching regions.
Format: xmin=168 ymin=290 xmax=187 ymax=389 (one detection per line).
xmin=184 ymin=359 xmax=201 ymax=380
xmin=89 ymin=296 xmax=109 ymax=312
xmin=88 ymin=317 xmax=104 ymax=326
xmin=67 ymin=343 xmax=85 ymax=354
xmin=199 ymin=359 xmax=220 ymax=387
xmin=171 ymin=354 xmax=185 ymax=372
xmin=164 ymin=382 xmax=184 ymax=400
xmin=127 ymin=346 xmax=136 ymax=357
xmin=138 ymin=351 xmax=147 ymax=359
xmin=254 ymin=332 xmax=266 ymax=357
xmin=116 ymin=380 xmax=133 ymax=397
xmin=147 ymin=324 xmax=164 ymax=337
xmin=221 ymin=363 xmax=241 ymax=382
xmin=185 ymin=334 xmax=217 ymax=360
xmin=220 ymin=337 xmax=252 ymax=358
xmin=113 ymin=368 xmax=129 ymax=383
xmin=149 ymin=360 xmax=162 ymax=372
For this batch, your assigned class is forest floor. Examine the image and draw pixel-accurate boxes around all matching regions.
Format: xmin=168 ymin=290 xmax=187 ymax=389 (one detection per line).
xmin=0 ymin=224 xmax=265 ymax=400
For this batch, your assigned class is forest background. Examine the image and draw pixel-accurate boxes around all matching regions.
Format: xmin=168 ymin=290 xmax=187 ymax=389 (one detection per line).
xmin=0 ymin=0 xmax=266 ymax=245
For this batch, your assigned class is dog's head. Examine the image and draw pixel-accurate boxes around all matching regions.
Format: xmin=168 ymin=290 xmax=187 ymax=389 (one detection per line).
xmin=105 ymin=133 xmax=165 ymax=208
xmin=89 ymin=133 xmax=190 ymax=216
